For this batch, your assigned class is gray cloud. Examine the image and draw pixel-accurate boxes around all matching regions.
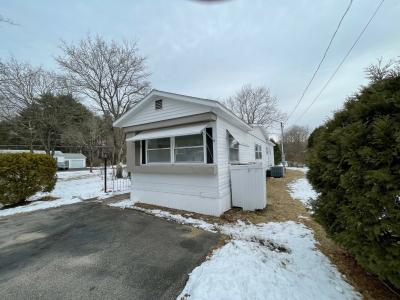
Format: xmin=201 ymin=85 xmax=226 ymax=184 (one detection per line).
xmin=1 ymin=0 xmax=399 ymax=129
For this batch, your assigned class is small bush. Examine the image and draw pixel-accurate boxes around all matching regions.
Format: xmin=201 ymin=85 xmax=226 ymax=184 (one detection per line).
xmin=0 ymin=153 xmax=57 ymax=206
xmin=307 ymin=76 xmax=400 ymax=288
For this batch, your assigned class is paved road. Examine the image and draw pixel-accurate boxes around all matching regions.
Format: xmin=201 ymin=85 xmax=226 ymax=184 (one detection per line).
xmin=0 ymin=202 xmax=220 ymax=300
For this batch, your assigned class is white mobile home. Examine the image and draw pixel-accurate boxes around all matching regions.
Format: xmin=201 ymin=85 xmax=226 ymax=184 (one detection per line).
xmin=114 ymin=90 xmax=275 ymax=216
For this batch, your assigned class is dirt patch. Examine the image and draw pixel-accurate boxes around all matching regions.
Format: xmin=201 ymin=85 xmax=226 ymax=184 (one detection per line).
xmin=249 ymin=236 xmax=291 ymax=253
xmin=99 ymin=193 xmax=130 ymax=204
xmin=36 ymin=195 xmax=60 ymax=202
xmin=134 ymin=202 xmax=222 ymax=225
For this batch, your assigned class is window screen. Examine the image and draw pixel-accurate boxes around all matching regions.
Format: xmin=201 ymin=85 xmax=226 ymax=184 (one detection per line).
xmin=255 ymin=144 xmax=262 ymax=160
xmin=175 ymin=134 xmax=204 ymax=163
xmin=228 ymin=133 xmax=239 ymax=162
xmin=147 ymin=137 xmax=170 ymax=163
xmin=206 ymin=127 xmax=214 ymax=164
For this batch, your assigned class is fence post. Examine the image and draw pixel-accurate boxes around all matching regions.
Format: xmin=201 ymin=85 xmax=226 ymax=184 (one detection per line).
xmin=104 ymin=157 xmax=107 ymax=192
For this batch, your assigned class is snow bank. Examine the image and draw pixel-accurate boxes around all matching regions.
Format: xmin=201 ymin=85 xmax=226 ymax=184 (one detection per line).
xmin=180 ymin=221 xmax=361 ymax=300
xmin=108 ymin=200 xmax=217 ymax=232
xmin=286 ymin=167 xmax=309 ymax=173
xmin=288 ymin=178 xmax=318 ymax=208
xmin=1 ymin=169 xmax=127 ymax=218
xmin=0 ymin=197 xmax=82 ymax=217
xmin=109 ymin=198 xmax=136 ymax=209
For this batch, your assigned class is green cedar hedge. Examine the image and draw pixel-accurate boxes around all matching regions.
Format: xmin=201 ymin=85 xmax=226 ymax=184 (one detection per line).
xmin=307 ymin=76 xmax=400 ymax=288
xmin=0 ymin=153 xmax=57 ymax=206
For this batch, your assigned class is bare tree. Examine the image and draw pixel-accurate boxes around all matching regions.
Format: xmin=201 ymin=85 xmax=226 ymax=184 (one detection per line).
xmin=63 ymin=115 xmax=106 ymax=172
xmin=283 ymin=125 xmax=309 ymax=165
xmin=0 ymin=58 xmax=58 ymax=117
xmin=56 ymin=34 xmax=150 ymax=162
xmin=225 ymin=84 xmax=284 ymax=127
xmin=0 ymin=58 xmax=59 ymax=151
xmin=365 ymin=57 xmax=400 ymax=83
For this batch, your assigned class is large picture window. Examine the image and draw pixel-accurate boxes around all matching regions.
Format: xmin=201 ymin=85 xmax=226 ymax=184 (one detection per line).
xmin=255 ymin=144 xmax=262 ymax=160
xmin=228 ymin=134 xmax=239 ymax=162
xmin=175 ymin=134 xmax=204 ymax=163
xmin=147 ymin=138 xmax=171 ymax=163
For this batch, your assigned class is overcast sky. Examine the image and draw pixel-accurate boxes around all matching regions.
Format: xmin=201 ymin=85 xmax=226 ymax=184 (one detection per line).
xmin=1 ymin=0 xmax=399 ymax=131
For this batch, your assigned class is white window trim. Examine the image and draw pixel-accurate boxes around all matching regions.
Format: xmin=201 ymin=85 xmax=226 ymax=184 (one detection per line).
xmin=143 ymin=131 xmax=208 ymax=165
xmin=255 ymin=144 xmax=262 ymax=160
xmin=146 ymin=139 xmax=171 ymax=164
xmin=228 ymin=133 xmax=240 ymax=163
xmin=174 ymin=131 xmax=206 ymax=164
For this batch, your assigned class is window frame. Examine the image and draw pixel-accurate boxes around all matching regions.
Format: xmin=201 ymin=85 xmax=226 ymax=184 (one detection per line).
xmin=143 ymin=131 xmax=210 ymax=165
xmin=174 ymin=133 xmax=206 ymax=164
xmin=146 ymin=137 xmax=172 ymax=164
xmin=255 ymin=144 xmax=262 ymax=160
xmin=228 ymin=133 xmax=239 ymax=163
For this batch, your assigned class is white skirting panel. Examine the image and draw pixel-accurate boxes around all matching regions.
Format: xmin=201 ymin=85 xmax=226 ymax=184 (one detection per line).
xmin=130 ymin=172 xmax=223 ymax=216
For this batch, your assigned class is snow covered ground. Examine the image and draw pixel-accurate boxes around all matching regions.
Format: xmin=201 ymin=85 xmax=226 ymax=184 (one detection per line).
xmin=110 ymin=200 xmax=361 ymax=300
xmin=0 ymin=169 xmax=128 ymax=218
xmin=286 ymin=166 xmax=309 ymax=173
xmin=287 ymin=178 xmax=318 ymax=208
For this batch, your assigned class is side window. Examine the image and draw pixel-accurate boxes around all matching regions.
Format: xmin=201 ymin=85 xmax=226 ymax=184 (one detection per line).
xmin=255 ymin=144 xmax=262 ymax=160
xmin=228 ymin=133 xmax=239 ymax=162
xmin=174 ymin=134 xmax=204 ymax=163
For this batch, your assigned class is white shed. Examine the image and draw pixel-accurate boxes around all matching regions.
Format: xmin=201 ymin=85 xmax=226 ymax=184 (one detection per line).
xmin=63 ymin=153 xmax=86 ymax=169
xmin=114 ymin=90 xmax=275 ymax=216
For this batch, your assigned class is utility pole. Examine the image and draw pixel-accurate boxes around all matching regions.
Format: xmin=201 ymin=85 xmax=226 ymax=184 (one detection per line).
xmin=280 ymin=122 xmax=286 ymax=170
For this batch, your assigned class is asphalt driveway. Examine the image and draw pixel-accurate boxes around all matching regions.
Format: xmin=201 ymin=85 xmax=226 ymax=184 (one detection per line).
xmin=0 ymin=201 xmax=220 ymax=300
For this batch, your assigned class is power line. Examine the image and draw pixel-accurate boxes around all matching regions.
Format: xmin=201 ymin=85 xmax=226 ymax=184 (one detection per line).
xmin=294 ymin=0 xmax=385 ymax=124
xmin=286 ymin=0 xmax=354 ymax=122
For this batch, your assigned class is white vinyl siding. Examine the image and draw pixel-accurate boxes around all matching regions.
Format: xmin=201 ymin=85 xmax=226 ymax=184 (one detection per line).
xmin=68 ymin=159 xmax=85 ymax=169
xmin=131 ymin=173 xmax=220 ymax=215
xmin=124 ymin=98 xmax=211 ymax=127
xmin=216 ymin=117 xmax=251 ymax=212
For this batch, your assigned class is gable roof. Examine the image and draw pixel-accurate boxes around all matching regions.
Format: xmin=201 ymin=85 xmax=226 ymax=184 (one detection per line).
xmin=64 ymin=153 xmax=86 ymax=159
xmin=113 ymin=89 xmax=252 ymax=131
xmin=252 ymin=125 xmax=276 ymax=146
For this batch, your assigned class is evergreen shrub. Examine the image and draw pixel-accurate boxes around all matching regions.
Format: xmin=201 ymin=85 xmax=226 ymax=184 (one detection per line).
xmin=0 ymin=153 xmax=57 ymax=206
xmin=307 ymin=76 xmax=400 ymax=288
